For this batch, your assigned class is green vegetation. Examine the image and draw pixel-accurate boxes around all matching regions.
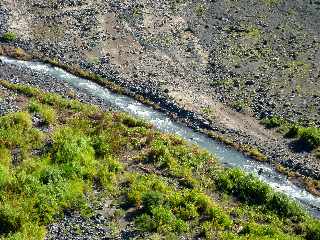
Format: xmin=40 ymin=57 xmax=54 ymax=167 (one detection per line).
xmin=28 ymin=100 xmax=56 ymax=124
xmin=244 ymin=26 xmax=262 ymax=41
xmin=1 ymin=32 xmax=16 ymax=42
xmin=215 ymin=168 xmax=304 ymax=218
xmin=0 ymin=80 xmax=319 ymax=239
xmin=299 ymin=127 xmax=320 ymax=150
xmin=232 ymin=100 xmax=247 ymax=112
xmin=195 ymin=4 xmax=206 ymax=17
xmin=262 ymin=116 xmax=285 ymax=129
xmin=262 ymin=115 xmax=320 ymax=153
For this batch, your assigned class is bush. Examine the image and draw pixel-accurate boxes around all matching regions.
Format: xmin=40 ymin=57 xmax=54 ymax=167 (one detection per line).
xmin=28 ymin=100 xmax=56 ymax=124
xmin=92 ymin=132 xmax=112 ymax=157
xmin=177 ymin=202 xmax=199 ymax=220
xmin=239 ymin=222 xmax=297 ymax=239
xmin=215 ymin=168 xmax=271 ymax=205
xmin=142 ymin=191 xmax=164 ymax=212
xmin=0 ymin=164 xmax=11 ymax=189
xmin=34 ymin=180 xmax=85 ymax=223
xmin=2 ymin=32 xmax=16 ymax=42
xmin=135 ymin=214 xmax=155 ymax=232
xmin=0 ymin=112 xmax=44 ymax=150
xmin=0 ymin=112 xmax=32 ymax=130
xmin=136 ymin=206 xmax=188 ymax=234
xmin=262 ymin=116 xmax=284 ymax=129
xmin=207 ymin=206 xmax=232 ymax=228
xmin=215 ymin=168 xmax=305 ymax=219
xmin=267 ymin=193 xmax=304 ymax=219
xmin=52 ymin=127 xmax=97 ymax=178
xmin=0 ymin=147 xmax=11 ymax=167
xmin=53 ymin=127 xmax=94 ymax=164
xmin=0 ymin=204 xmax=21 ymax=235
xmin=306 ymin=221 xmax=320 ymax=240
xmin=298 ymin=127 xmax=320 ymax=149
xmin=285 ymin=125 xmax=300 ymax=138
xmin=151 ymin=206 xmax=176 ymax=230
xmin=122 ymin=115 xmax=147 ymax=128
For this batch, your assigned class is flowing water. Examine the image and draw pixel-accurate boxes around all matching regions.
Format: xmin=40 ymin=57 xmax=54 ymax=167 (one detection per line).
xmin=1 ymin=56 xmax=320 ymax=218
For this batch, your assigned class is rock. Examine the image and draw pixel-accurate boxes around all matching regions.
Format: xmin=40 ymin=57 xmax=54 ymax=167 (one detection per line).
xmin=245 ymin=80 xmax=255 ymax=86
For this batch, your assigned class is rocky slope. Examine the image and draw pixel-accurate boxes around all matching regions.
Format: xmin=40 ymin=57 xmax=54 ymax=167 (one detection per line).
xmin=0 ymin=1 xmax=319 ymax=181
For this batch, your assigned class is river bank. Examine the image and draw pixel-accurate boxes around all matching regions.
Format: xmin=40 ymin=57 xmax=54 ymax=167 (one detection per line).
xmin=0 ymin=64 xmax=320 ymax=240
xmin=1 ymin=45 xmax=320 ymax=197
xmin=1 ymin=54 xmax=320 ymax=217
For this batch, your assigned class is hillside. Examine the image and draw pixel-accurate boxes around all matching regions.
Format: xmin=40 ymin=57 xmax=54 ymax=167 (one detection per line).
xmin=0 ymin=80 xmax=319 ymax=239
xmin=0 ymin=0 xmax=319 ymax=183
xmin=0 ymin=0 xmax=320 ymax=239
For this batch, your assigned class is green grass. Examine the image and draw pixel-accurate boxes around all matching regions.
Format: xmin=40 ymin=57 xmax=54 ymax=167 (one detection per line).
xmin=0 ymin=80 xmax=319 ymax=239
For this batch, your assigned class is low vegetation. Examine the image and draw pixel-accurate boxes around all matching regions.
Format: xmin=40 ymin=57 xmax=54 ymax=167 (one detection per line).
xmin=262 ymin=116 xmax=320 ymax=155
xmin=1 ymin=32 xmax=16 ymax=42
xmin=0 ymin=80 xmax=319 ymax=239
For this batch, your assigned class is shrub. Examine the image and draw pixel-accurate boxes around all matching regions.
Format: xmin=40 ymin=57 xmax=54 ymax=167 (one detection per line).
xmin=267 ymin=193 xmax=304 ymax=219
xmin=174 ymin=218 xmax=189 ymax=233
xmin=177 ymin=202 xmax=199 ymax=220
xmin=2 ymin=32 xmax=16 ymax=42
xmin=135 ymin=213 xmax=155 ymax=232
xmin=39 ymin=166 xmax=63 ymax=185
xmin=0 ymin=147 xmax=11 ymax=167
xmin=34 ymin=180 xmax=85 ymax=223
xmin=0 ymin=204 xmax=21 ymax=235
xmin=215 ymin=168 xmax=271 ymax=205
xmin=285 ymin=125 xmax=300 ymax=138
xmin=215 ymin=168 xmax=305 ymax=219
xmin=0 ymin=164 xmax=10 ymax=189
xmin=53 ymin=127 xmax=94 ymax=163
xmin=122 ymin=115 xmax=147 ymax=128
xmin=142 ymin=191 xmax=164 ymax=212
xmin=92 ymin=132 xmax=112 ymax=157
xmin=298 ymin=127 xmax=320 ymax=149
xmin=96 ymin=156 xmax=122 ymax=190
xmin=262 ymin=116 xmax=284 ymax=129
xmin=52 ymin=127 xmax=97 ymax=178
xmin=0 ymin=112 xmax=44 ymax=150
xmin=135 ymin=206 xmax=183 ymax=234
xmin=201 ymin=221 xmax=216 ymax=239
xmin=240 ymin=222 xmax=291 ymax=239
xmin=28 ymin=100 xmax=56 ymax=124
xmin=151 ymin=206 xmax=176 ymax=230
xmin=306 ymin=221 xmax=320 ymax=240
xmin=207 ymin=206 xmax=232 ymax=228
xmin=0 ymin=112 xmax=32 ymax=130
xmin=127 ymin=175 xmax=170 ymax=207
xmin=186 ymin=190 xmax=213 ymax=213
